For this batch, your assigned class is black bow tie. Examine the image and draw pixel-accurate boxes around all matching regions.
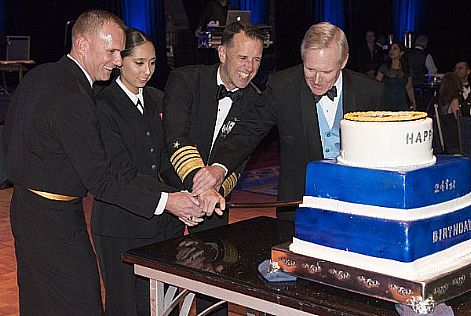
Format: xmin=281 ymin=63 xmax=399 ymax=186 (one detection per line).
xmin=463 ymin=84 xmax=470 ymax=89
xmin=313 ymin=86 xmax=338 ymax=103
xmin=216 ymin=85 xmax=242 ymax=103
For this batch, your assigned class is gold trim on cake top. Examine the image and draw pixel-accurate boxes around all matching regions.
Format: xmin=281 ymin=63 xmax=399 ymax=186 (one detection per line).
xmin=344 ymin=111 xmax=428 ymax=122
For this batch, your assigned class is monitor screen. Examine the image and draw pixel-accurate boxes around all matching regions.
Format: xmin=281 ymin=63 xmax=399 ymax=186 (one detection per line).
xmin=226 ymin=10 xmax=251 ymax=25
xmin=6 ymin=36 xmax=30 ymax=60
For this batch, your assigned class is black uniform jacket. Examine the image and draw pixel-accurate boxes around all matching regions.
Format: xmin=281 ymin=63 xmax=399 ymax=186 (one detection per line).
xmin=92 ymin=81 xmax=183 ymax=238
xmin=163 ymin=63 xmax=263 ymax=196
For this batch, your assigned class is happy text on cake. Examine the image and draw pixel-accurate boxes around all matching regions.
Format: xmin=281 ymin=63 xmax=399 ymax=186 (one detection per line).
xmin=405 ymin=129 xmax=432 ymax=145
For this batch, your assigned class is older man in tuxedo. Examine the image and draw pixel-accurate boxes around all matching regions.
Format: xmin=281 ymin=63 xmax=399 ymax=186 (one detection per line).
xmin=193 ymin=22 xmax=383 ymax=222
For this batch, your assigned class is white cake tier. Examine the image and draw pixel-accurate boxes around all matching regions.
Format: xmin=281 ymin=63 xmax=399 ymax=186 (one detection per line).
xmin=290 ymin=237 xmax=471 ymax=281
xmin=337 ymin=117 xmax=436 ymax=168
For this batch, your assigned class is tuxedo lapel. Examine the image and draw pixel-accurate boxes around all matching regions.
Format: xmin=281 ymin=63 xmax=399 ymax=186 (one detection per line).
xmin=199 ymin=65 xmax=220 ymax=160
xmin=342 ymin=70 xmax=358 ymax=114
xmin=300 ymin=79 xmax=322 ymax=159
xmin=212 ymin=86 xmax=247 ymax=151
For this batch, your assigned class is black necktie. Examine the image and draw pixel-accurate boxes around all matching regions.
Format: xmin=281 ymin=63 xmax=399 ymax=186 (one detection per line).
xmin=136 ymin=99 xmax=144 ymax=113
xmin=313 ymin=86 xmax=338 ymax=103
xmin=216 ymin=85 xmax=242 ymax=103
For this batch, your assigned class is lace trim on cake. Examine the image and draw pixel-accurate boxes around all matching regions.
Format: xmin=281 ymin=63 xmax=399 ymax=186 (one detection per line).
xmin=344 ymin=111 xmax=427 ymax=122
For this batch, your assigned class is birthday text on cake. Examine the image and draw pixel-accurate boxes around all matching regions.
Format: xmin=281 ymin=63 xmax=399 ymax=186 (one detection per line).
xmin=405 ymin=130 xmax=432 ymax=144
xmin=432 ymin=219 xmax=471 ymax=243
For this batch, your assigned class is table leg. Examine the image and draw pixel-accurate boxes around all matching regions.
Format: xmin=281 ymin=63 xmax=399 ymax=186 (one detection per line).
xmin=150 ymin=279 xmax=164 ymax=316
xmin=150 ymin=278 xmax=197 ymax=316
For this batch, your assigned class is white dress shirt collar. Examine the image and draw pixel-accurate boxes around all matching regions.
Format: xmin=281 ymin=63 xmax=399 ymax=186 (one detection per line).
xmin=217 ymin=67 xmax=239 ymax=92
xmin=318 ymin=71 xmax=343 ymax=129
xmin=116 ymin=77 xmax=144 ymax=109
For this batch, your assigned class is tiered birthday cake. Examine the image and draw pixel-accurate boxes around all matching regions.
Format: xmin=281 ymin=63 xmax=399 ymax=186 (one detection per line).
xmin=289 ymin=111 xmax=471 ymax=281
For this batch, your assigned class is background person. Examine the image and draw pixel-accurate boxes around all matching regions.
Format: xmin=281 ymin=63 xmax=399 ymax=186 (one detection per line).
xmin=438 ymin=72 xmax=461 ymax=119
xmin=355 ymin=30 xmax=383 ymax=78
xmin=408 ymin=34 xmax=438 ymax=82
xmin=454 ymin=61 xmax=471 ymax=116
xmin=435 ymin=72 xmax=462 ymax=154
xmin=194 ymin=0 xmax=234 ymax=37
xmin=375 ymin=42 xmax=416 ymax=110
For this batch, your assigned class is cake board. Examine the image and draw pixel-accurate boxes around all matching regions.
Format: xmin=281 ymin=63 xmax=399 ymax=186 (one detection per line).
xmin=271 ymin=242 xmax=471 ymax=314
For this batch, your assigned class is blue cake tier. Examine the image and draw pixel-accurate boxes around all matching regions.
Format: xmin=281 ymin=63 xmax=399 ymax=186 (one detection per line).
xmin=295 ymin=206 xmax=471 ymax=262
xmin=305 ymin=155 xmax=471 ymax=209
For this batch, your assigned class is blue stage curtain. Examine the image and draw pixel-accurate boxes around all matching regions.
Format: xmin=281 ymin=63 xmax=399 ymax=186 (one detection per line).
xmin=121 ymin=0 xmax=157 ymax=39
xmin=229 ymin=0 xmax=268 ymax=24
xmin=315 ymin=0 xmax=345 ymax=29
xmin=120 ymin=0 xmax=168 ymax=88
xmin=393 ymin=0 xmax=420 ymax=42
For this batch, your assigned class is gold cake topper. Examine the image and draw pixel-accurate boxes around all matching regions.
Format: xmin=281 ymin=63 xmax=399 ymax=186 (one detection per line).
xmin=344 ymin=111 xmax=428 ymax=122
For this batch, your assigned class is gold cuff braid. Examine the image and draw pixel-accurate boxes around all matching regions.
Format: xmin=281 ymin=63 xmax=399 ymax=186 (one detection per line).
xmin=221 ymin=172 xmax=239 ymax=197
xmin=170 ymin=145 xmax=205 ymax=181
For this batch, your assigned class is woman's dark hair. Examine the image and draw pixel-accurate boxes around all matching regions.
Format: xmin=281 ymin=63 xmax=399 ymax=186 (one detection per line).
xmin=439 ymin=72 xmax=461 ymax=106
xmin=388 ymin=41 xmax=409 ymax=74
xmin=121 ymin=28 xmax=152 ymax=58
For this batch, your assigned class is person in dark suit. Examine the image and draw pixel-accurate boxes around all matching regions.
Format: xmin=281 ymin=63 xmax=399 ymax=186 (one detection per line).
xmin=194 ymin=0 xmax=236 ymax=65
xmin=92 ymin=28 xmax=196 ymax=316
xmin=194 ymin=0 xmax=234 ymax=37
xmin=162 ymin=21 xmax=265 ymax=315
xmin=2 ymin=10 xmax=202 ymax=315
xmin=454 ymin=61 xmax=471 ymax=116
xmin=192 ymin=22 xmax=383 ymax=222
xmin=407 ymin=34 xmax=438 ymax=83
xmin=355 ymin=30 xmax=383 ymax=78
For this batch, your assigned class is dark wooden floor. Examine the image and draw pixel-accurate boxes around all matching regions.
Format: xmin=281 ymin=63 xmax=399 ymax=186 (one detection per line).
xmin=0 ymin=187 xmax=276 ymax=315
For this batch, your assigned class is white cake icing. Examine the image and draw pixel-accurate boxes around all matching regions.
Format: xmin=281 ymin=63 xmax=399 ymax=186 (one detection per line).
xmin=290 ymin=237 xmax=471 ymax=281
xmin=337 ymin=117 xmax=436 ymax=168
xmin=300 ymin=194 xmax=471 ymax=221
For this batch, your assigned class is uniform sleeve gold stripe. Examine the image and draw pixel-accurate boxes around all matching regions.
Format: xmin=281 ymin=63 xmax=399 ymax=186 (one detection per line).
xmin=177 ymin=157 xmax=205 ymax=181
xmin=170 ymin=146 xmax=199 ymax=165
xmin=176 ymin=156 xmax=203 ymax=175
xmin=222 ymin=172 xmax=239 ymax=197
xmin=174 ymin=152 xmax=201 ymax=171
xmin=172 ymin=149 xmax=200 ymax=167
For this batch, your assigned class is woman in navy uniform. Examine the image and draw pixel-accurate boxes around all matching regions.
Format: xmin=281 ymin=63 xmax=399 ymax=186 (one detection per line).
xmin=92 ymin=28 xmax=199 ymax=316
